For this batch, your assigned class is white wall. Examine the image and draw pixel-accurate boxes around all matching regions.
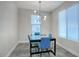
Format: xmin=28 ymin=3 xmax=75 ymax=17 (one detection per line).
xmin=51 ymin=1 xmax=79 ymax=56
xmin=18 ymin=8 xmax=51 ymax=42
xmin=0 ymin=2 xmax=18 ymax=56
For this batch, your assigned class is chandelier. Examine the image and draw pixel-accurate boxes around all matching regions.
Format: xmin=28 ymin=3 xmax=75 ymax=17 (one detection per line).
xmin=33 ymin=1 xmax=47 ymax=21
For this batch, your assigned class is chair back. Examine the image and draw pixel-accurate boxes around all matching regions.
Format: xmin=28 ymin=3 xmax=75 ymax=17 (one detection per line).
xmin=49 ymin=33 xmax=52 ymax=39
xmin=35 ymin=32 xmax=40 ymax=36
xmin=39 ymin=37 xmax=50 ymax=49
xmin=28 ymin=35 xmax=31 ymax=42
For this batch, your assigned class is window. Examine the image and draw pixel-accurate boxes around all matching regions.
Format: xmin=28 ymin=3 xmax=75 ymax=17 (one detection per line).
xmin=67 ymin=4 xmax=79 ymax=41
xmin=31 ymin=15 xmax=41 ymax=36
xmin=58 ymin=10 xmax=66 ymax=39
xmin=58 ymin=4 xmax=79 ymax=42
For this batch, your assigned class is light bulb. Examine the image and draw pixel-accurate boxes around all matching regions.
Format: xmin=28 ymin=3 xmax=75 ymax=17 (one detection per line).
xmin=43 ymin=16 xmax=46 ymax=21
xmin=34 ymin=10 xmax=37 ymax=14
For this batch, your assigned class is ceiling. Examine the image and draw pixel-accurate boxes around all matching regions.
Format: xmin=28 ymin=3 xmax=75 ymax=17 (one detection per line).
xmin=15 ymin=1 xmax=64 ymax=12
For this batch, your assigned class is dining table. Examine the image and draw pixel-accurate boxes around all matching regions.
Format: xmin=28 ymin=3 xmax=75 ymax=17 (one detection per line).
xmin=29 ymin=35 xmax=56 ymax=56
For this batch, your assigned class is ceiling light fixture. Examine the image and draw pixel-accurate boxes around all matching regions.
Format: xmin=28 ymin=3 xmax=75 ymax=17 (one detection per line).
xmin=38 ymin=1 xmax=41 ymax=16
xmin=43 ymin=16 xmax=47 ymax=21
xmin=33 ymin=1 xmax=47 ymax=21
xmin=38 ymin=1 xmax=47 ymax=21
xmin=34 ymin=10 xmax=37 ymax=14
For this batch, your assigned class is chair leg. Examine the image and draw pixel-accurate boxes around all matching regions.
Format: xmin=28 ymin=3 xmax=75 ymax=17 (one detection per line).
xmin=40 ymin=49 xmax=42 ymax=57
xmin=47 ymin=49 xmax=50 ymax=56
xmin=37 ymin=47 xmax=40 ymax=56
xmin=30 ymin=44 xmax=33 ymax=57
xmin=30 ymin=46 xmax=32 ymax=57
xmin=48 ymin=51 xmax=50 ymax=56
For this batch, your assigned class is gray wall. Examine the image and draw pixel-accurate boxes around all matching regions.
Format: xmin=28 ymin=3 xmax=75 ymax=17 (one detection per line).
xmin=0 ymin=2 xmax=18 ymax=56
xmin=18 ymin=8 xmax=51 ymax=42
xmin=51 ymin=1 xmax=79 ymax=56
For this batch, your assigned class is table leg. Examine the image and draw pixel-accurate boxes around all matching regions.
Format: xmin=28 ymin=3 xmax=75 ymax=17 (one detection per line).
xmin=54 ymin=39 xmax=56 ymax=56
xmin=30 ymin=44 xmax=32 ymax=57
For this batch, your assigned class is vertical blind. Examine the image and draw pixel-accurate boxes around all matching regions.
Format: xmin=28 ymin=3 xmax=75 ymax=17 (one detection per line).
xmin=58 ymin=4 xmax=79 ymax=42
xmin=59 ymin=9 xmax=66 ymax=39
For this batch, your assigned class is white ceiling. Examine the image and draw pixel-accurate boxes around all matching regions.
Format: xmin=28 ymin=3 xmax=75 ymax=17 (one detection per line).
xmin=15 ymin=1 xmax=64 ymax=12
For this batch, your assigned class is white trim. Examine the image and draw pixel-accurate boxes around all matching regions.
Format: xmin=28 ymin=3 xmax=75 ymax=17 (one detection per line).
xmin=6 ymin=41 xmax=28 ymax=57
xmin=57 ymin=42 xmax=79 ymax=57
xmin=6 ymin=42 xmax=18 ymax=57
xmin=18 ymin=41 xmax=29 ymax=43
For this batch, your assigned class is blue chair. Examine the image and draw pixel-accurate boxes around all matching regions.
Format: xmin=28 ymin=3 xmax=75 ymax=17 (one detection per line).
xmin=28 ymin=34 xmax=39 ymax=57
xmin=39 ymin=37 xmax=50 ymax=56
xmin=34 ymin=32 xmax=40 ymax=36
xmin=49 ymin=33 xmax=53 ymax=39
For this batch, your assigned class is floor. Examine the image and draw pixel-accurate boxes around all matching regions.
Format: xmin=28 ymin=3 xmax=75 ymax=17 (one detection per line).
xmin=10 ymin=43 xmax=76 ymax=57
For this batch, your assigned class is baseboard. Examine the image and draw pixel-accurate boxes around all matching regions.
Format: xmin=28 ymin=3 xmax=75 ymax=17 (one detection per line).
xmin=6 ymin=41 xmax=29 ymax=57
xmin=56 ymin=42 xmax=79 ymax=57
xmin=18 ymin=41 xmax=29 ymax=43
xmin=6 ymin=42 xmax=18 ymax=57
